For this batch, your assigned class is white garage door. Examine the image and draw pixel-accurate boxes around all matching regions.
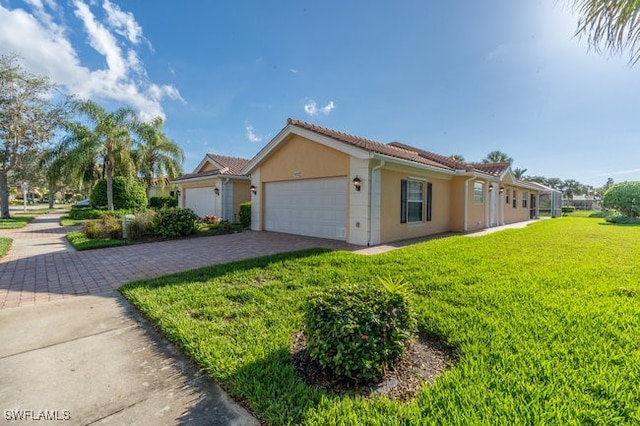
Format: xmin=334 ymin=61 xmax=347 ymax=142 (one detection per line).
xmin=185 ymin=187 xmax=217 ymax=218
xmin=264 ymin=177 xmax=347 ymax=240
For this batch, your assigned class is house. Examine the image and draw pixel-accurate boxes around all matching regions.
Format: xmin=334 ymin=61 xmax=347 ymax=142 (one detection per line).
xmin=139 ymin=176 xmax=178 ymax=198
xmin=172 ymin=154 xmax=251 ymax=222
xmin=568 ymin=194 xmax=600 ymax=211
xmin=241 ymin=118 xmax=544 ymax=246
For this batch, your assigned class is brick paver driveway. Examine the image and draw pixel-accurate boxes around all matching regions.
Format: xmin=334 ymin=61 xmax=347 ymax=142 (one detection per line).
xmin=0 ymin=211 xmax=353 ymax=309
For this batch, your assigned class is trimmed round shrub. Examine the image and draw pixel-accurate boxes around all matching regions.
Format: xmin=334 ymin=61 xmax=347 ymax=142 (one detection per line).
xmin=154 ymin=207 xmax=199 ymax=238
xmin=303 ymin=282 xmax=416 ymax=382
xmin=90 ymin=177 xmax=148 ymax=210
xmin=602 ymin=181 xmax=640 ymax=218
xmin=239 ymin=202 xmax=251 ymax=228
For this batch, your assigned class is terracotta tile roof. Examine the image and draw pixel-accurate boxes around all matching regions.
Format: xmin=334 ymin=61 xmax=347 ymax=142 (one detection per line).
xmin=472 ymin=162 xmax=510 ymax=177
xmin=287 ymin=118 xmax=455 ymax=171
xmin=206 ymin=154 xmax=250 ymax=175
xmin=387 ymin=141 xmax=472 ymax=171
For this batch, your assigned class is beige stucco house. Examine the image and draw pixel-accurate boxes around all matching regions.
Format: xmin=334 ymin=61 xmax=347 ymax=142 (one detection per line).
xmin=241 ymin=118 xmax=543 ymax=246
xmin=172 ymin=154 xmax=251 ymax=222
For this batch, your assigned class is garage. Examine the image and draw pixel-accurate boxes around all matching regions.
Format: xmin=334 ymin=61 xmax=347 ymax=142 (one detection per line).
xmin=184 ymin=187 xmax=218 ymax=218
xmin=264 ymin=177 xmax=347 ymax=240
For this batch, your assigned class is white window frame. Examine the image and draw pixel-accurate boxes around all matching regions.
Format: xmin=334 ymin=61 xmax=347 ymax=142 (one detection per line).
xmin=473 ymin=181 xmax=484 ymax=204
xmin=407 ymin=180 xmax=424 ymax=223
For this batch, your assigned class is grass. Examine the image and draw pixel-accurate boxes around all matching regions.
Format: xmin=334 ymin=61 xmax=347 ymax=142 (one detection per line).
xmin=121 ymin=217 xmax=640 ymax=425
xmin=66 ymin=231 xmax=130 ymax=251
xmin=0 ymin=215 xmax=36 ymax=229
xmin=60 ymin=216 xmax=85 ymax=227
xmin=0 ymin=238 xmax=11 ymax=257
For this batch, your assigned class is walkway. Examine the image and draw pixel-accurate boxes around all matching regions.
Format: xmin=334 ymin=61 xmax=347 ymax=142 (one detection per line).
xmin=0 ymin=211 xmax=351 ymax=309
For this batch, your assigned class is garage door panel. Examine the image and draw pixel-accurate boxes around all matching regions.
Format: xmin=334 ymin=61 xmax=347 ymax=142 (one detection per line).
xmin=264 ymin=177 xmax=347 ymax=241
xmin=185 ymin=187 xmax=216 ymax=218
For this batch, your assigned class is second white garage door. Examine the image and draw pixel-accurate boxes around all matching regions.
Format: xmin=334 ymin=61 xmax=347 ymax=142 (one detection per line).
xmin=185 ymin=187 xmax=218 ymax=218
xmin=264 ymin=177 xmax=347 ymax=240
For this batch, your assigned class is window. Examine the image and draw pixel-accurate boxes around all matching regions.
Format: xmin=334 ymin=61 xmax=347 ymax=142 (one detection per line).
xmin=512 ymin=190 xmax=518 ymax=208
xmin=401 ymin=179 xmax=431 ymax=223
xmin=506 ymin=188 xmax=510 ymax=204
xmin=522 ymin=191 xmax=528 ymax=208
xmin=473 ymin=181 xmax=484 ymax=204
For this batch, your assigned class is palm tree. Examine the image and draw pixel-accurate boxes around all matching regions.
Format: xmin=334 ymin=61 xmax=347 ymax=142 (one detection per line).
xmin=571 ymin=0 xmax=640 ymax=64
xmin=63 ymin=100 xmax=136 ymax=210
xmin=513 ymin=167 xmax=528 ymax=179
xmin=482 ymin=150 xmax=514 ymax=164
xmin=449 ymin=154 xmax=466 ymax=162
xmin=133 ymin=117 xmax=184 ymax=197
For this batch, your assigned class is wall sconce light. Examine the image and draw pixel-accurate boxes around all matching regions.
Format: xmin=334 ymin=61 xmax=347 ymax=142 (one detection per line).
xmin=488 ymin=184 xmax=494 ymax=192
xmin=214 ymin=187 xmax=220 ymax=196
xmin=250 ymin=185 xmax=257 ymax=195
xmin=352 ymin=176 xmax=362 ymax=191
xmin=176 ymin=190 xmax=181 ymax=197
xmin=499 ymin=187 xmax=504 ymax=194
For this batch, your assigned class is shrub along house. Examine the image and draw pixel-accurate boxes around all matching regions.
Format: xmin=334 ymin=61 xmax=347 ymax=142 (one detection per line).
xmin=241 ymin=118 xmax=543 ymax=246
xmin=172 ymin=154 xmax=251 ymax=223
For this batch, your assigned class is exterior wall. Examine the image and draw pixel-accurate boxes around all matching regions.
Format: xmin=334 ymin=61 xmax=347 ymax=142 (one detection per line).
xmin=502 ymin=186 xmax=535 ymax=224
xmin=259 ymin=135 xmax=349 ymax=182
xmin=348 ymin=157 xmax=372 ymax=246
xmin=466 ymin=179 xmax=487 ymax=232
xmin=148 ymin=184 xmax=177 ymax=198
xmin=449 ymin=176 xmax=467 ymax=232
xmin=232 ymin=180 xmax=251 ymax=223
xmin=200 ymin=162 xmax=218 ymax=172
xmin=379 ymin=168 xmax=452 ymax=244
xmin=250 ymin=169 xmax=261 ymax=230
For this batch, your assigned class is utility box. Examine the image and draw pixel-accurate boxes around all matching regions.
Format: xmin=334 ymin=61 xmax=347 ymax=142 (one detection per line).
xmin=121 ymin=214 xmax=135 ymax=239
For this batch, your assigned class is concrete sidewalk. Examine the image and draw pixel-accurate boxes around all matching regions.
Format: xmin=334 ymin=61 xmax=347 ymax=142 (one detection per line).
xmin=0 ymin=294 xmax=259 ymax=425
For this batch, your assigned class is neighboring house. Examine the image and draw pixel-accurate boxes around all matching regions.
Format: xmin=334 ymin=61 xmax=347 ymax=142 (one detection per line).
xmin=241 ymin=118 xmax=544 ymax=246
xmin=568 ymin=194 xmax=600 ymax=211
xmin=139 ymin=176 xmax=178 ymax=198
xmin=172 ymin=154 xmax=251 ymax=222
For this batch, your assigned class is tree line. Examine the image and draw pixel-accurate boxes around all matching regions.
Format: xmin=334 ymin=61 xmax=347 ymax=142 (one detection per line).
xmin=0 ymin=54 xmax=184 ymax=218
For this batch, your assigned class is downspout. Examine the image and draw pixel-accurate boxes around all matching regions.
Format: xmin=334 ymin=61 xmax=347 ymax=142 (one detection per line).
xmin=367 ymin=160 xmax=385 ymax=246
xmin=463 ymin=177 xmax=475 ymax=233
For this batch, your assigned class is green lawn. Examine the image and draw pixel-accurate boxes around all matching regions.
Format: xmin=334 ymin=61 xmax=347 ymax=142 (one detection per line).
xmin=121 ymin=217 xmax=640 ymax=425
xmin=0 ymin=215 xmax=36 ymax=229
xmin=0 ymin=238 xmax=11 ymax=257
xmin=66 ymin=231 xmax=131 ymax=250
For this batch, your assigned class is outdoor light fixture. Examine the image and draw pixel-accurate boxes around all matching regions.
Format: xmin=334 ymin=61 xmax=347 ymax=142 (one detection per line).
xmin=488 ymin=184 xmax=494 ymax=192
xmin=214 ymin=187 xmax=220 ymax=196
xmin=499 ymin=187 xmax=504 ymax=194
xmin=353 ymin=176 xmax=362 ymax=191
xmin=176 ymin=190 xmax=181 ymax=197
xmin=250 ymin=185 xmax=257 ymax=195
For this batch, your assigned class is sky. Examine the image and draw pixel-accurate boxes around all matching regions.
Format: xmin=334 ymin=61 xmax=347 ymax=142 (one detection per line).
xmin=1 ymin=0 xmax=639 ymax=188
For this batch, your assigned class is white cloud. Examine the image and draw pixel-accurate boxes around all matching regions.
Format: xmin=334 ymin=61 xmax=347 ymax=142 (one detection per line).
xmin=289 ymin=68 xmax=298 ymax=73
xmin=304 ymin=100 xmax=335 ymax=116
xmin=597 ymin=168 xmax=640 ymax=177
xmin=245 ymin=125 xmax=262 ymax=143
xmin=0 ymin=1 xmax=181 ymax=121
xmin=102 ymin=0 xmax=142 ymax=45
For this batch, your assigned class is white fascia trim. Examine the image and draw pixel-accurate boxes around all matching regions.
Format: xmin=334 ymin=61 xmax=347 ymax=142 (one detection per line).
xmin=171 ymin=175 xmax=249 ymax=185
xmin=373 ymin=154 xmax=459 ymax=177
xmin=241 ymin=124 xmax=371 ymax=174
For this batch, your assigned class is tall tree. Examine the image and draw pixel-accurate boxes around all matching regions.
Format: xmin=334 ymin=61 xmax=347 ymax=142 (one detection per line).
xmin=0 ymin=54 xmax=67 ymax=218
xmin=133 ymin=116 xmax=184 ymax=197
xmin=482 ymin=150 xmax=514 ymax=164
xmin=63 ymin=100 xmax=136 ymax=210
xmin=571 ymin=0 xmax=640 ymax=64
xmin=513 ymin=167 xmax=528 ymax=179
xmin=449 ymin=154 xmax=466 ymax=162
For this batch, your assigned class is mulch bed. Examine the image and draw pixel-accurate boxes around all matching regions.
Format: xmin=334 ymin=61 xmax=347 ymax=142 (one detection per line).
xmin=291 ymin=330 xmax=457 ymax=401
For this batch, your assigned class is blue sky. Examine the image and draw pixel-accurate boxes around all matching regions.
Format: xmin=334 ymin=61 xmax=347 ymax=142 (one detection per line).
xmin=1 ymin=0 xmax=639 ymax=187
